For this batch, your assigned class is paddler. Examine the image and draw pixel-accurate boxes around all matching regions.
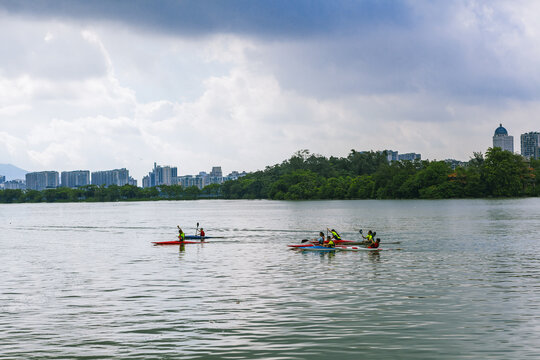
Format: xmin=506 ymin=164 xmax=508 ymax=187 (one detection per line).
xmin=317 ymin=231 xmax=325 ymax=245
xmin=325 ymin=237 xmax=336 ymax=248
xmin=361 ymin=230 xmax=373 ymax=244
xmin=177 ymin=226 xmax=185 ymax=242
xmin=368 ymin=237 xmax=380 ymax=249
xmin=197 ymin=227 xmax=206 ymax=239
xmin=327 ymin=228 xmax=342 ymax=240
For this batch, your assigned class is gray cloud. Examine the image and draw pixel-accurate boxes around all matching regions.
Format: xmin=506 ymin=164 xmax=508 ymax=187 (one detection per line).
xmin=2 ymin=0 xmax=538 ymax=103
xmin=0 ymin=0 xmax=412 ymax=38
xmin=251 ymin=2 xmax=540 ymax=103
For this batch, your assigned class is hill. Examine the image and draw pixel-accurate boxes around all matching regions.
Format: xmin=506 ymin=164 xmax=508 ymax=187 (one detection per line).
xmin=0 ymin=164 xmax=28 ymax=181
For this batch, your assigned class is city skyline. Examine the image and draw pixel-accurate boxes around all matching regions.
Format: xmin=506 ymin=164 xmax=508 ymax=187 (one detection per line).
xmin=3 ymin=120 xmax=540 ymax=184
xmin=1 ymin=148 xmax=425 ymax=184
xmin=2 ymin=163 xmax=247 ymax=190
xmin=3 ymin=121 xmax=540 ymax=186
xmin=1 ymin=2 xmax=540 ymax=179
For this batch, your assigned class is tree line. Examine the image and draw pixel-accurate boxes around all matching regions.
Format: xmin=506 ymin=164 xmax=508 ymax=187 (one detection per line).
xmin=0 ymin=183 xmax=221 ymax=203
xmin=219 ymin=148 xmax=539 ymax=199
xmin=1 ymin=147 xmax=538 ymax=203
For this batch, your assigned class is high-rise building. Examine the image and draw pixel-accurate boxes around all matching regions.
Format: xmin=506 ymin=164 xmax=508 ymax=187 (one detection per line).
xmin=205 ymin=166 xmax=223 ymax=187
xmin=223 ymin=171 xmax=247 ymax=181
xmin=128 ymin=177 xmax=137 ymax=187
xmin=142 ymin=175 xmax=150 ymax=188
xmin=210 ymin=166 xmax=222 ymax=178
xmin=3 ymin=179 xmax=26 ymax=190
xmin=91 ymin=168 xmax=130 ymax=187
xmin=143 ymin=163 xmax=178 ymax=187
xmin=61 ymin=170 xmax=90 ymax=188
xmin=26 ymin=171 xmax=59 ymax=191
xmin=384 ymin=150 xmax=420 ymax=162
xmin=521 ymin=132 xmax=540 ymax=159
xmin=493 ymin=124 xmax=514 ymax=152
xmin=176 ymin=175 xmax=205 ymax=189
xmin=398 ymin=153 xmax=421 ymax=161
xmin=0 ymin=175 xmax=5 ymax=183
xmin=386 ymin=150 xmax=399 ymax=162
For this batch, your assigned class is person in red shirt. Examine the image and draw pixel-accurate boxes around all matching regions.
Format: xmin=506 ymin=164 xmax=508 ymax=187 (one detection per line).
xmin=198 ymin=227 xmax=206 ymax=239
xmin=368 ymin=238 xmax=380 ymax=249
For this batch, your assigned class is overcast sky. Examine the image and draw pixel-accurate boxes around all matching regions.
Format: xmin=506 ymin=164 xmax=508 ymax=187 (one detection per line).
xmin=1 ymin=0 xmax=539 ymax=181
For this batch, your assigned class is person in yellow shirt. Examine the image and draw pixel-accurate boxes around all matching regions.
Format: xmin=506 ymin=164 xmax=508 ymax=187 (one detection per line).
xmin=327 ymin=228 xmax=342 ymax=240
xmin=177 ymin=226 xmax=185 ymax=242
xmin=361 ymin=230 xmax=373 ymax=244
xmin=324 ymin=235 xmax=335 ymax=248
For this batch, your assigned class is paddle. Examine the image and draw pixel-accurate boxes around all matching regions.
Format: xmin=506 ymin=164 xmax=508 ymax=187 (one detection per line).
xmin=196 ymin=222 xmax=199 ymax=236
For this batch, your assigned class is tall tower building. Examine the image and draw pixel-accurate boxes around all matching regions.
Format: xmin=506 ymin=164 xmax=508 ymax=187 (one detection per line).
xmin=521 ymin=132 xmax=540 ymax=160
xmin=91 ymin=168 xmax=130 ymax=187
xmin=210 ymin=166 xmax=222 ymax=178
xmin=146 ymin=163 xmax=178 ymax=187
xmin=492 ymin=124 xmax=514 ymax=152
xmin=61 ymin=170 xmax=90 ymax=188
xmin=26 ymin=171 xmax=59 ymax=191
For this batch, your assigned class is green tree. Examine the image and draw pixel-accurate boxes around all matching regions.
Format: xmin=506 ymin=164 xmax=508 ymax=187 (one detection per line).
xmin=201 ymin=183 xmax=221 ymax=198
xmin=24 ymin=190 xmax=43 ymax=202
xmin=120 ymin=184 xmax=140 ymax=200
xmin=483 ymin=147 xmax=527 ymax=197
xmin=159 ymin=185 xmax=183 ymax=199
xmin=183 ymin=186 xmax=201 ymax=199
xmin=0 ymin=189 xmax=23 ymax=203
xmin=347 ymin=175 xmax=375 ymax=199
xmin=318 ymin=177 xmax=349 ymax=199
xmin=140 ymin=186 xmax=159 ymax=199
xmin=414 ymin=161 xmax=452 ymax=193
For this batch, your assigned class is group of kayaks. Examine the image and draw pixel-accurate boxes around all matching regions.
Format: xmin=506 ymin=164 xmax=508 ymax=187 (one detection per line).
xmin=288 ymin=239 xmax=382 ymax=252
xmin=152 ymin=225 xmax=383 ymax=251
xmin=152 ymin=239 xmax=380 ymax=250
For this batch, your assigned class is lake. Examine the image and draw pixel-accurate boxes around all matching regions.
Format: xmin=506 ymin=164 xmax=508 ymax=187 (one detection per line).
xmin=1 ymin=199 xmax=540 ymax=359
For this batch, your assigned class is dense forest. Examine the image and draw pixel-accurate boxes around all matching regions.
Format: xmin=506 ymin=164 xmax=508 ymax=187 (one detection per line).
xmin=220 ymin=148 xmax=539 ymax=199
xmin=1 ymin=147 xmax=538 ymax=203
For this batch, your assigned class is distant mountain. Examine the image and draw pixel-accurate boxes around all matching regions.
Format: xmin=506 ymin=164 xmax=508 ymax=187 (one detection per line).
xmin=0 ymin=164 xmax=28 ymax=181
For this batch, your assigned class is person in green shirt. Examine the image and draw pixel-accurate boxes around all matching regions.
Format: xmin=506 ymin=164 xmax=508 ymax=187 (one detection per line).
xmin=177 ymin=226 xmax=185 ymax=242
xmin=327 ymin=228 xmax=342 ymax=240
xmin=325 ymin=237 xmax=336 ymax=248
xmin=361 ymin=230 xmax=373 ymax=244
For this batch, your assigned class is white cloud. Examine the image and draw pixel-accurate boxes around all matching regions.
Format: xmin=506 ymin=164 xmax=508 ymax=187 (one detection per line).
xmin=0 ymin=131 xmax=26 ymax=157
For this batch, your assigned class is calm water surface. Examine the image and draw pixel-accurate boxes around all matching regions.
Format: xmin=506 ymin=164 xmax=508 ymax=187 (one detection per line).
xmin=1 ymin=199 xmax=540 ymax=359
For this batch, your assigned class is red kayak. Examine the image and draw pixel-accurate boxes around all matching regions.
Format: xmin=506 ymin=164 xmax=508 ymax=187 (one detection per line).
xmin=288 ymin=244 xmax=314 ymax=248
xmin=152 ymin=241 xmax=205 ymax=245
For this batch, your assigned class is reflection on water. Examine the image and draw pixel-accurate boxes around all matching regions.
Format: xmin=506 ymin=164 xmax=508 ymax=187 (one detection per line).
xmin=1 ymin=199 xmax=540 ymax=359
